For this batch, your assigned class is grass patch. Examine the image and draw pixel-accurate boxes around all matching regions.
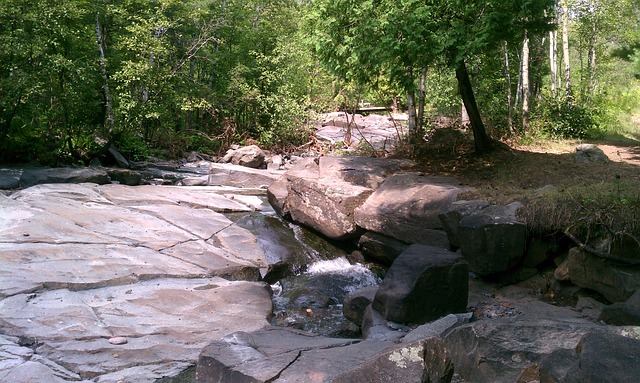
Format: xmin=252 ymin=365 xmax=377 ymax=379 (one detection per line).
xmin=519 ymin=178 xmax=640 ymax=259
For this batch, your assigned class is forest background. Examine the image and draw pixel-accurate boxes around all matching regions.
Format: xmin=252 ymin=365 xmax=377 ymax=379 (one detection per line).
xmin=1 ymin=0 xmax=640 ymax=164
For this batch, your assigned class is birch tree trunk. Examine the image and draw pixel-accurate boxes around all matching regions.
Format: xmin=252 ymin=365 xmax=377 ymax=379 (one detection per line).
xmin=587 ymin=1 xmax=598 ymax=96
xmin=549 ymin=29 xmax=558 ymax=95
xmin=561 ymin=0 xmax=572 ymax=100
xmin=95 ymin=13 xmax=114 ymax=145
xmin=522 ymin=32 xmax=530 ymax=132
xmin=503 ymin=41 xmax=514 ymax=133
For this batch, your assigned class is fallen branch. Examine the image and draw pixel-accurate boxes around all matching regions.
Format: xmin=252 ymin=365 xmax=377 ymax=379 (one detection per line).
xmin=563 ymin=230 xmax=640 ymax=266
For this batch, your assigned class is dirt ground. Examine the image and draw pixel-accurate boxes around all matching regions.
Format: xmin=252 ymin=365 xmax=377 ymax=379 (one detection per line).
xmin=410 ymin=131 xmax=640 ymax=204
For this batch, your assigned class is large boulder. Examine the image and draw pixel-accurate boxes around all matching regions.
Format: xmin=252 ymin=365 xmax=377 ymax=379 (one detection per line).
xmin=0 ymin=168 xmax=22 ymax=189
xmin=575 ymin=143 xmax=609 ymax=163
xmin=20 ymin=167 xmax=111 ymax=187
xmin=286 ymin=175 xmax=374 ymax=240
xmin=221 ymin=144 xmax=266 ymax=168
xmin=556 ymin=247 xmax=640 ymax=302
xmin=599 ymin=289 xmax=640 ymax=325
xmin=105 ymin=168 xmax=143 ymax=186
xmin=354 ymin=174 xmax=466 ymax=246
xmin=457 ymin=202 xmax=527 ymax=276
xmin=443 ymin=318 xmax=640 ymax=383
xmin=539 ymin=331 xmax=640 ymax=383
xmin=266 ymin=157 xmax=318 ymax=217
xmin=357 ymin=231 xmax=409 ymax=265
xmin=438 ymin=199 xmax=489 ymax=249
xmin=372 ymin=244 xmax=469 ymax=324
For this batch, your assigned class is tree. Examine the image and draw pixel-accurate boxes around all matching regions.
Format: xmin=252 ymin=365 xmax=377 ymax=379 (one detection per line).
xmin=561 ymin=0 xmax=573 ymax=99
xmin=310 ymin=0 xmax=554 ymax=153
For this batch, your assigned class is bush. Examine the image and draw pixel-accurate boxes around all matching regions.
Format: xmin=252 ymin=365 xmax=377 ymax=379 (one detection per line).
xmin=532 ymin=96 xmax=604 ymax=139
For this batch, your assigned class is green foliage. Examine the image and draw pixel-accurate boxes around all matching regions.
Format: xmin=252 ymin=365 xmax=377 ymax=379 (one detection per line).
xmin=0 ymin=0 xmax=325 ymax=164
xmin=532 ymin=95 xmax=604 ymax=139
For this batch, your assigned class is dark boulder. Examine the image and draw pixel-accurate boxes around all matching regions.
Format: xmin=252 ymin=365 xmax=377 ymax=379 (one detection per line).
xmin=357 ymin=231 xmax=409 ymax=265
xmin=372 ymin=245 xmax=469 ymax=324
xmin=556 ymin=247 xmax=640 ymax=303
xmin=20 ymin=167 xmax=111 ymax=188
xmin=332 ymin=338 xmax=454 ymax=383
xmin=599 ymin=289 xmax=640 ymax=325
xmin=342 ymin=285 xmax=378 ymax=326
xmin=539 ymin=331 xmax=640 ymax=383
xmin=458 ymin=202 xmax=527 ymax=276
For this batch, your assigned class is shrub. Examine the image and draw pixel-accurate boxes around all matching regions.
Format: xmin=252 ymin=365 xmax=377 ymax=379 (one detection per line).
xmin=532 ymin=95 xmax=604 ymax=139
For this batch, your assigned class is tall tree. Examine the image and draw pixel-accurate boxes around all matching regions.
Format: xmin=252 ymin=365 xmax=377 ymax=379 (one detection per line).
xmin=522 ymin=31 xmax=531 ymax=132
xmin=311 ymin=0 xmax=554 ymax=153
xmin=561 ymin=0 xmax=573 ymax=99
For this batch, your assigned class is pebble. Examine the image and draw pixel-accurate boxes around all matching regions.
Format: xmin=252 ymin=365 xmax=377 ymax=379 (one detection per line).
xmin=108 ymin=336 xmax=128 ymax=345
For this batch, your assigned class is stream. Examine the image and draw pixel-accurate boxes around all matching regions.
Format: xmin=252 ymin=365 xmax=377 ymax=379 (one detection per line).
xmin=162 ymin=205 xmax=382 ymax=383
xmin=230 ymin=208 xmax=382 ymax=337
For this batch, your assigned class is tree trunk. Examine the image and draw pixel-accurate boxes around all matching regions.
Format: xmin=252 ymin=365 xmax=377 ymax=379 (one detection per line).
xmin=561 ymin=0 xmax=572 ymax=100
xmin=406 ymin=67 xmax=418 ymax=138
xmin=417 ymin=66 xmax=427 ymax=131
xmin=95 ymin=13 xmax=115 ymax=145
xmin=407 ymin=90 xmax=418 ymax=138
xmin=503 ymin=41 xmax=514 ymax=133
xmin=549 ymin=29 xmax=558 ymax=96
xmin=587 ymin=1 xmax=598 ymax=96
xmin=522 ymin=31 xmax=530 ymax=133
xmin=455 ymin=60 xmax=491 ymax=153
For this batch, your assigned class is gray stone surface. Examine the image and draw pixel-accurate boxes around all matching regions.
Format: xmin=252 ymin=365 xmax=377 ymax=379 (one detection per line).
xmin=208 ymin=162 xmax=281 ymax=188
xmin=196 ymin=326 xmax=388 ymax=383
xmin=287 ymin=176 xmax=373 ymax=240
xmin=402 ymin=313 xmax=473 ymax=344
xmin=354 ymin=174 xmax=466 ymax=245
xmin=361 ymin=305 xmax=407 ymax=342
xmin=559 ymin=247 xmax=640 ymax=302
xmin=105 ymin=168 xmax=143 ymax=186
xmin=575 ymin=143 xmax=609 ymax=163
xmin=444 ymin=318 xmax=640 ymax=383
xmin=332 ymin=338 xmax=453 ymax=383
xmin=0 ymin=168 xmax=22 ymax=189
xmin=357 ymin=231 xmax=409 ymax=265
xmin=540 ymin=331 xmax=640 ymax=383
xmin=20 ymin=167 xmax=111 ymax=187
xmin=220 ymin=144 xmax=266 ymax=168
xmin=108 ymin=146 xmax=130 ymax=168
xmin=599 ymin=289 xmax=640 ymax=325
xmin=317 ymin=156 xmax=415 ymax=189
xmin=438 ymin=199 xmax=489 ymax=248
xmin=458 ymin=202 xmax=527 ymax=276
xmin=342 ymin=285 xmax=378 ymax=326
xmin=0 ymin=183 xmax=273 ymax=382
xmin=373 ymin=245 xmax=469 ymax=324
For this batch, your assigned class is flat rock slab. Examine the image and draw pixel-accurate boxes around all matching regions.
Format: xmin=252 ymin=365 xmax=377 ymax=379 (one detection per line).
xmin=0 ymin=183 xmax=273 ymax=382
xmin=197 ymin=326 xmax=396 ymax=383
